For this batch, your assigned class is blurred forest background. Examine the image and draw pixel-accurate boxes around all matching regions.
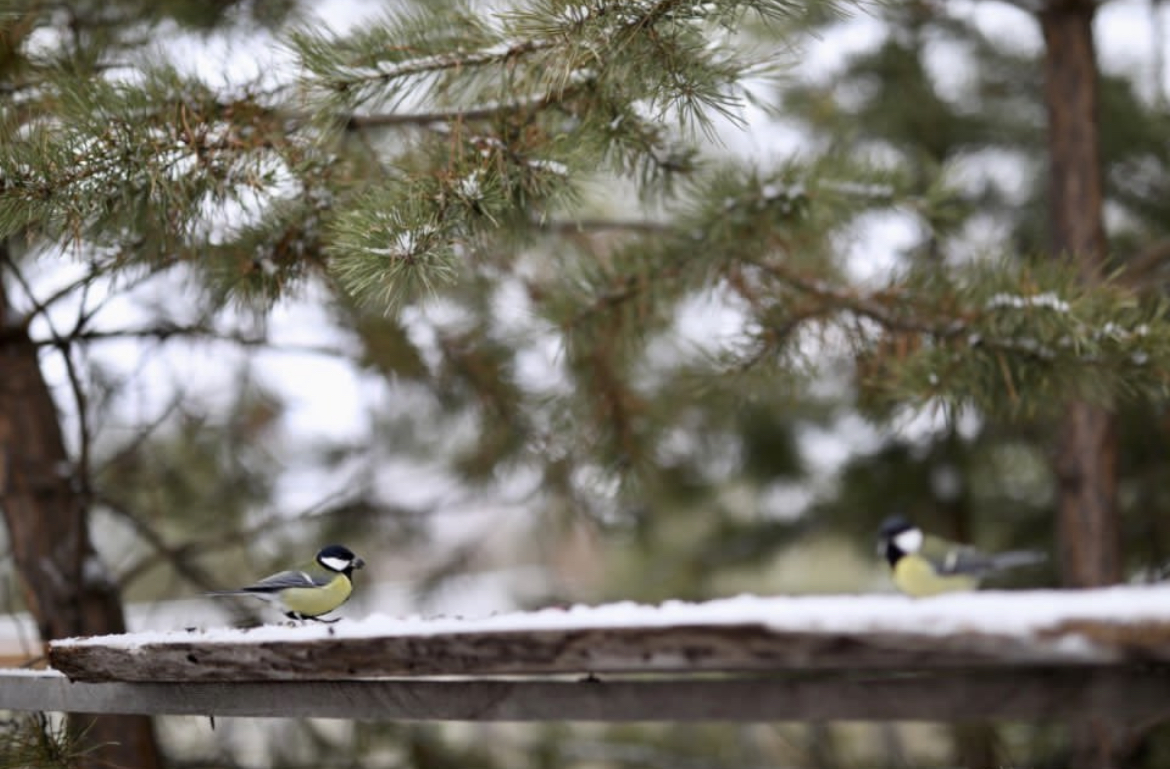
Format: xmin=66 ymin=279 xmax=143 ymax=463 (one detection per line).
xmin=2 ymin=0 xmax=1170 ymax=766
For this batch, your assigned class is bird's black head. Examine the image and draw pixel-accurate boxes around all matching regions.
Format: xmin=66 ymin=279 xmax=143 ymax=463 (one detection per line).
xmin=879 ymin=515 xmax=913 ymax=540
xmin=316 ymin=545 xmax=365 ymax=575
xmin=877 ymin=515 xmax=919 ymax=567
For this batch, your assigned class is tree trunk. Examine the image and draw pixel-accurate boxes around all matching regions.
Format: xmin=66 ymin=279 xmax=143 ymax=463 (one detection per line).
xmin=0 ymin=259 xmax=161 ymax=768
xmin=1040 ymin=0 xmax=1121 ymax=590
xmin=1039 ymin=4 xmax=1123 ymax=767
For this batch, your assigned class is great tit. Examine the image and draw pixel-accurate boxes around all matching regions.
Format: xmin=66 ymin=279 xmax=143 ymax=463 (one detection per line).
xmin=208 ymin=544 xmax=365 ymax=621
xmin=878 ymin=516 xmax=1045 ymax=597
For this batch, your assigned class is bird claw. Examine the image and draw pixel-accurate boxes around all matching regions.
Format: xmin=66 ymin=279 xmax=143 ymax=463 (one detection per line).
xmin=284 ymin=612 xmax=340 ymax=624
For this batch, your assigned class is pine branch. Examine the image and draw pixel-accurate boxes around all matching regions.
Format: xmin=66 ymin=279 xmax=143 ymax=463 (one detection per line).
xmin=535 ymin=154 xmax=1170 ymax=414
xmin=295 ymin=0 xmax=798 ymax=135
xmin=326 ymin=37 xmax=558 ymax=94
xmin=746 ymin=258 xmax=1170 ymax=410
xmin=0 ymin=68 xmax=297 ymax=245
xmin=0 ymin=713 xmax=89 ymax=769
xmin=537 ymin=217 xmax=672 ymax=235
xmin=342 ymin=84 xmax=582 ymax=129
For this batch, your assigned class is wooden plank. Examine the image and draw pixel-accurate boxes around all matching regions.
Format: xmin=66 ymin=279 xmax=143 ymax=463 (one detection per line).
xmin=50 ymin=622 xmax=1164 ymax=684
xmin=4 ymin=668 xmax=1170 ymax=722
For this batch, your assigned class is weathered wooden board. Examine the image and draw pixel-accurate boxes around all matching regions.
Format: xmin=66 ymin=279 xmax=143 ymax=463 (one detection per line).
xmin=4 ymin=668 xmax=1170 ymax=722
xmin=48 ymin=620 xmax=1170 ymax=683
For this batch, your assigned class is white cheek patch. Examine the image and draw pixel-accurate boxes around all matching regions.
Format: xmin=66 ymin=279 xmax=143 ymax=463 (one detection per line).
xmin=893 ymin=528 xmax=924 ymax=554
xmin=319 ymin=556 xmax=351 ymax=572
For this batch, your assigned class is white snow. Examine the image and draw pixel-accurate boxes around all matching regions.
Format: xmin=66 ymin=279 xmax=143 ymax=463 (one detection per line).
xmin=527 ymin=158 xmax=569 ymax=176
xmin=53 ymin=584 xmax=1170 ymax=652
xmin=820 ymin=180 xmax=897 ymax=199
xmin=761 ymin=182 xmax=805 ymax=200
xmin=0 ymin=668 xmax=66 ymax=679
xmin=556 ymin=5 xmax=595 ymax=25
xmin=986 ymin=292 xmax=1072 ymax=313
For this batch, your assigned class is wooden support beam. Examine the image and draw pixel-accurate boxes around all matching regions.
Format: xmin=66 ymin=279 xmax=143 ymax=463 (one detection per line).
xmin=3 ymin=668 xmax=1169 ymax=722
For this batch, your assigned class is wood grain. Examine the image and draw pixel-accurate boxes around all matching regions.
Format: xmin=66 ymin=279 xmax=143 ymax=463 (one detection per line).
xmin=5 ymin=668 xmax=1170 ymax=722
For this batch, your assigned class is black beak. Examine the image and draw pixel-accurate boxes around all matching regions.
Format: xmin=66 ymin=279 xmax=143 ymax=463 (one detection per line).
xmin=352 ymin=557 xmax=366 ymax=570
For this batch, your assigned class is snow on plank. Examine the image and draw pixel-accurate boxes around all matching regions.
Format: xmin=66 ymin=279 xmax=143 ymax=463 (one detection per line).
xmin=49 ymin=587 xmax=1170 ymax=683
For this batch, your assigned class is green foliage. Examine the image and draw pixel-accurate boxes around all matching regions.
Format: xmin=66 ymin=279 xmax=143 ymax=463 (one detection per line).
xmin=297 ymin=0 xmax=842 ymax=306
xmin=292 ymin=0 xmax=820 ymax=129
xmin=0 ymin=714 xmax=88 ymax=769
xmin=773 ymin=0 xmax=1170 ymax=600
xmin=0 ymin=66 xmax=293 ymax=250
xmin=195 ymin=187 xmax=332 ymax=307
xmin=329 ymin=189 xmax=463 ymax=306
xmin=857 ymin=259 xmax=1170 ymax=414
xmin=6 ymin=0 xmax=1170 ymax=766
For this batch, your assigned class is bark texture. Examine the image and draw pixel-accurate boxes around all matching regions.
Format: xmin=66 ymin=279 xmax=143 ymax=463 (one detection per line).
xmin=1040 ymin=4 xmax=1124 ymax=767
xmin=0 ymin=260 xmax=161 ymax=768
xmin=1040 ymin=0 xmax=1122 ymax=590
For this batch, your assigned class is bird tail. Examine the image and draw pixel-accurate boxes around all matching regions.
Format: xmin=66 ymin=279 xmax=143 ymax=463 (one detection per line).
xmin=990 ymin=550 xmax=1047 ymax=571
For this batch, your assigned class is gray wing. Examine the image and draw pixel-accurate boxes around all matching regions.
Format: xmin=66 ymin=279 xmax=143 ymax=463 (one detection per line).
xmin=240 ymin=569 xmax=328 ymax=593
xmin=923 ymin=542 xmax=1044 ymax=576
xmin=918 ymin=535 xmax=996 ymax=575
xmin=932 ymin=546 xmax=999 ymax=576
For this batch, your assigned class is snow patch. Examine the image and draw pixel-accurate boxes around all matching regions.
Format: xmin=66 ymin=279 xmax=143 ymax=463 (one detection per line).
xmin=53 ymin=585 xmax=1170 ymax=653
xmin=986 ymin=292 xmax=1071 ymax=313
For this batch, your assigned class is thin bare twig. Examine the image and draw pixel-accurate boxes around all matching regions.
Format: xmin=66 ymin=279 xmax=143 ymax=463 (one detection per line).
xmin=97 ymin=493 xmax=224 ymax=595
xmin=29 ymin=324 xmax=351 ymax=360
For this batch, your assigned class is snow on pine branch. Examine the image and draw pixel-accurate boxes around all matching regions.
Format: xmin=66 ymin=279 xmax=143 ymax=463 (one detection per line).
xmin=986 ymin=292 xmax=1071 ymax=312
xmin=733 ymin=254 xmax=1170 ymax=407
xmin=323 ymin=38 xmax=557 ymax=93
xmin=295 ymin=0 xmax=795 ymax=124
